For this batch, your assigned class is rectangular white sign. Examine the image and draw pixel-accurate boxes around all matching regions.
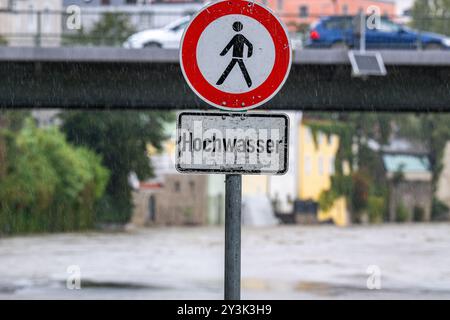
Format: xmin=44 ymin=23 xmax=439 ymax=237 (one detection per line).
xmin=176 ymin=111 xmax=289 ymax=175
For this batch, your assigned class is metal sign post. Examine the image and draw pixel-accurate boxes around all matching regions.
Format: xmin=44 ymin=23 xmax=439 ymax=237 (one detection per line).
xmin=224 ymin=174 xmax=242 ymax=300
xmin=360 ymin=11 xmax=366 ymax=53
xmin=178 ymin=0 xmax=292 ymax=300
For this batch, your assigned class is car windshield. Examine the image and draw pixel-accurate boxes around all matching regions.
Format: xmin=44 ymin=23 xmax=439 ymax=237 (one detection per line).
xmin=377 ymin=19 xmax=401 ymax=32
xmin=166 ymin=18 xmax=190 ymax=31
xmin=323 ymin=17 xmax=353 ymax=30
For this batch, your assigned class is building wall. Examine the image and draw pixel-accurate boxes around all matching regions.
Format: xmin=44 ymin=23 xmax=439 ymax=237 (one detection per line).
xmin=297 ymin=123 xmax=349 ymax=226
xmin=388 ymin=180 xmax=432 ymax=222
xmin=268 ymin=112 xmax=301 ymax=214
xmin=207 ymin=174 xmax=225 ymax=225
xmin=437 ymin=141 xmax=450 ymax=212
xmin=0 ymin=0 xmax=63 ymax=47
xmin=242 ymin=175 xmax=269 ymax=196
xmin=63 ymin=1 xmax=203 ymax=32
xmin=132 ymin=174 xmax=208 ymax=226
xmin=241 ymin=113 xmax=301 ymax=214
xmin=258 ymin=0 xmax=396 ymax=30
xmin=298 ymin=124 xmax=339 ymax=199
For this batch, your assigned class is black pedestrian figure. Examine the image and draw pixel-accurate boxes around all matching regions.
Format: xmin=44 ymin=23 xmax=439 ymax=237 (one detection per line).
xmin=216 ymin=22 xmax=253 ymax=88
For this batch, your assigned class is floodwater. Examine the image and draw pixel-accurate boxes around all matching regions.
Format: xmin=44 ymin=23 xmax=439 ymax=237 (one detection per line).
xmin=1 ymin=224 xmax=450 ymax=300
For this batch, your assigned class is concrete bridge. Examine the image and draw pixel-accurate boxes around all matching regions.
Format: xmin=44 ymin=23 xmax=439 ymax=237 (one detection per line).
xmin=0 ymin=47 xmax=449 ymax=112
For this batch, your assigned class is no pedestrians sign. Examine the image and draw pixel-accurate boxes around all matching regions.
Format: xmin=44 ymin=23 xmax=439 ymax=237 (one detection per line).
xmin=180 ymin=0 xmax=292 ymax=111
xmin=177 ymin=0 xmax=292 ymax=300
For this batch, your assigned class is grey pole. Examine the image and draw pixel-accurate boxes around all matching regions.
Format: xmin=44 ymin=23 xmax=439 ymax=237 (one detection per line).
xmin=35 ymin=11 xmax=42 ymax=48
xmin=224 ymin=174 xmax=242 ymax=300
xmin=360 ymin=11 xmax=366 ymax=53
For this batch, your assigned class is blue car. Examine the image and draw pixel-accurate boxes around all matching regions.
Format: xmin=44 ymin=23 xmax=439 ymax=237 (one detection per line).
xmin=305 ymin=16 xmax=450 ymax=50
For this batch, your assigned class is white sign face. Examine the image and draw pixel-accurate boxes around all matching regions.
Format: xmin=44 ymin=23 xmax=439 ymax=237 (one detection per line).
xmin=196 ymin=14 xmax=276 ymax=94
xmin=180 ymin=0 xmax=292 ymax=111
xmin=176 ymin=112 xmax=289 ymax=175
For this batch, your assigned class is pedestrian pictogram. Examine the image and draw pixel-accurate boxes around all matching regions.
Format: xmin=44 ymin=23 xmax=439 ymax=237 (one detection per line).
xmin=180 ymin=0 xmax=292 ymax=111
xmin=216 ymin=22 xmax=254 ymax=88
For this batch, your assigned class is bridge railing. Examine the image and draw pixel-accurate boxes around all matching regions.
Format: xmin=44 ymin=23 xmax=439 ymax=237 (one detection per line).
xmin=0 ymin=8 xmax=448 ymax=49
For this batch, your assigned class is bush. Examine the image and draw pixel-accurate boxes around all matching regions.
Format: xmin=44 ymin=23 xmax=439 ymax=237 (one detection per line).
xmin=0 ymin=119 xmax=109 ymax=234
xmin=368 ymin=196 xmax=385 ymax=223
xmin=432 ymin=198 xmax=449 ymax=220
xmin=396 ymin=202 xmax=409 ymax=223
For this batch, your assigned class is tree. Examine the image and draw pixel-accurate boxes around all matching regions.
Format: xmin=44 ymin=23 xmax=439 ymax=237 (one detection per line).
xmin=307 ymin=111 xmax=450 ymax=221
xmin=63 ymin=12 xmax=136 ymax=46
xmin=0 ymin=119 xmax=109 ymax=234
xmin=0 ymin=111 xmax=29 ymax=179
xmin=307 ymin=113 xmax=401 ymax=222
xmin=411 ymin=0 xmax=450 ymax=36
xmin=61 ymin=111 xmax=174 ymax=223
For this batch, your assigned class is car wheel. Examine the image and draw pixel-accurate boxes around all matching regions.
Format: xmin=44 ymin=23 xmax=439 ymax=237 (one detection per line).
xmin=143 ymin=42 xmax=162 ymax=49
xmin=331 ymin=42 xmax=349 ymax=50
xmin=424 ymin=43 xmax=444 ymax=50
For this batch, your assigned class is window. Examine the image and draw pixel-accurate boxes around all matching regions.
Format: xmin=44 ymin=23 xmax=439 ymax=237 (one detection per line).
xmin=28 ymin=4 xmax=35 ymax=32
xmin=318 ymin=133 xmax=325 ymax=146
xmin=170 ymin=21 xmax=189 ymax=32
xmin=324 ymin=18 xmax=353 ymax=30
xmin=43 ymin=3 xmax=52 ymax=34
xmin=342 ymin=4 xmax=349 ymax=15
xmin=329 ymin=157 xmax=335 ymax=175
xmin=304 ymin=156 xmax=312 ymax=176
xmin=318 ymin=157 xmax=324 ymax=176
xmin=277 ymin=0 xmax=283 ymax=11
xmin=305 ymin=128 xmax=313 ymax=145
xmin=299 ymin=6 xmax=309 ymax=18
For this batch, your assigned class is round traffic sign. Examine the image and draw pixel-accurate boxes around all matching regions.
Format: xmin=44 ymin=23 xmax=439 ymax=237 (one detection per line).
xmin=180 ymin=0 xmax=292 ymax=111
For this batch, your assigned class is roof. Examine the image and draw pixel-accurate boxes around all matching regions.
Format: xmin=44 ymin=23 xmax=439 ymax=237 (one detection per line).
xmin=382 ymin=154 xmax=431 ymax=173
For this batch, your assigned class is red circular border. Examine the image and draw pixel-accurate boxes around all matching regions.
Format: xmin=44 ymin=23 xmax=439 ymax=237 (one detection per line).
xmin=180 ymin=0 xmax=291 ymax=110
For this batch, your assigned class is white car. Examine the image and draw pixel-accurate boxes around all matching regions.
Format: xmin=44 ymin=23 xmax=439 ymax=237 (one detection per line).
xmin=123 ymin=16 xmax=191 ymax=49
xmin=124 ymin=15 xmax=303 ymax=51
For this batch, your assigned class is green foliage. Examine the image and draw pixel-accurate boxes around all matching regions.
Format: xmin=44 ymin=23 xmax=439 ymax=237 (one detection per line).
xmin=397 ymin=114 xmax=450 ymax=188
xmin=318 ymin=189 xmax=339 ymax=212
xmin=63 ymin=13 xmax=136 ymax=46
xmin=306 ymin=111 xmax=450 ymax=223
xmin=0 ymin=35 xmax=7 ymax=46
xmin=0 ymin=119 xmax=109 ymax=235
xmin=305 ymin=114 xmax=390 ymax=222
xmin=368 ymin=196 xmax=385 ymax=223
xmin=411 ymin=0 xmax=450 ymax=36
xmin=61 ymin=111 xmax=174 ymax=224
xmin=432 ymin=197 xmax=449 ymax=220
xmin=351 ymin=172 xmax=370 ymax=212
xmin=396 ymin=202 xmax=409 ymax=223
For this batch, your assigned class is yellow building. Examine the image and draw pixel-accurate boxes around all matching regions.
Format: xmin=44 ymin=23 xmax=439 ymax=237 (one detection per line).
xmin=242 ymin=114 xmax=350 ymax=226
xmin=297 ymin=122 xmax=349 ymax=226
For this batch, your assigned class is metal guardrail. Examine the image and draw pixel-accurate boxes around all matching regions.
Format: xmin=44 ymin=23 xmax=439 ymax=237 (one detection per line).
xmin=1 ymin=47 xmax=450 ymax=67
xmin=0 ymin=9 xmax=449 ymax=48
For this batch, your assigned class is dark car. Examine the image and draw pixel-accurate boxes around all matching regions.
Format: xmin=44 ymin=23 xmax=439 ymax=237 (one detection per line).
xmin=305 ymin=16 xmax=450 ymax=50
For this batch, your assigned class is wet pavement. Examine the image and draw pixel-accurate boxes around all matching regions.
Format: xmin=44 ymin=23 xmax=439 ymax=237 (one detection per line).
xmin=0 ymin=223 xmax=450 ymax=299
